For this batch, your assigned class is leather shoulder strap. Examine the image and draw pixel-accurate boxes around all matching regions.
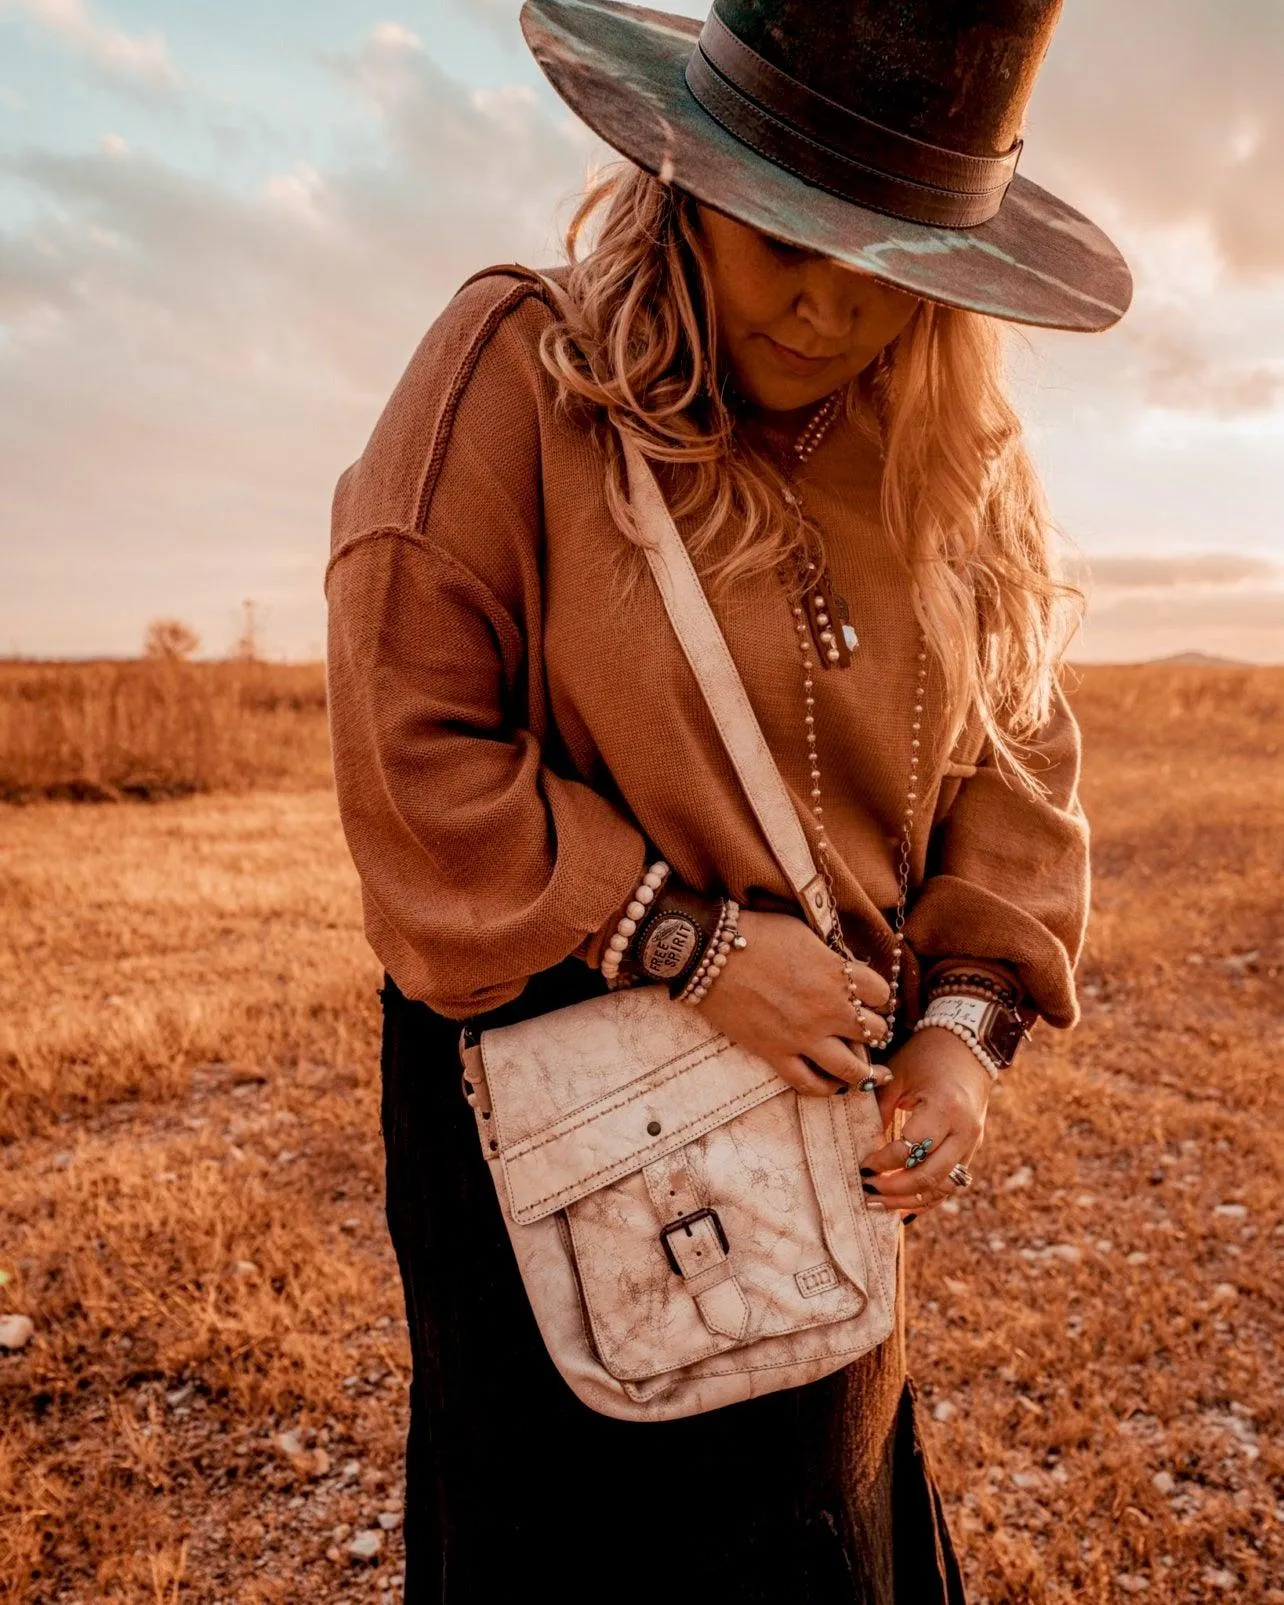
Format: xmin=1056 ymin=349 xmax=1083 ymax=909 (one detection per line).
xmin=502 ymin=268 xmax=835 ymax=940
xmin=619 ymin=435 xmax=836 ymax=940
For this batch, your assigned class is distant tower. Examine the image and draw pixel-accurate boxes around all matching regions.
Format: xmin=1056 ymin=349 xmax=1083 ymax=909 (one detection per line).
xmin=234 ymin=600 xmax=261 ymax=662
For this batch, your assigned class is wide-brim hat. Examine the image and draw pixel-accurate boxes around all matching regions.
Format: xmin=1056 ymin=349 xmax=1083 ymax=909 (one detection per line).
xmin=521 ymin=0 xmax=1132 ymax=333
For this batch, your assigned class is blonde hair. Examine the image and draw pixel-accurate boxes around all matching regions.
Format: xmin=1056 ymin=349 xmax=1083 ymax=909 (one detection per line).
xmin=540 ymin=164 xmax=1084 ymax=795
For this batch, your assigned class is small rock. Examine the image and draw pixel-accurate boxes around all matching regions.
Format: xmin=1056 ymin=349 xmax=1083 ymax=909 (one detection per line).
xmin=277 ymin=1430 xmax=305 ymax=1458
xmin=325 ymin=1546 xmax=342 ymax=1564
xmin=932 ymin=1400 xmax=957 ymax=1423
xmin=1010 ymin=1470 xmax=1041 ymax=1490
xmin=1220 ymin=950 xmax=1259 ymax=974
xmin=331 ymin=1523 xmax=351 ymax=1542
xmin=943 ymin=1278 xmax=968 ymax=1296
xmin=1003 ymin=1165 xmax=1033 ymax=1191
xmin=0 ymin=1315 xmax=35 ymax=1352
xmin=1095 ymin=1240 xmax=1114 ymax=1254
xmin=347 ymin=1530 xmax=382 ymax=1562
xmin=939 ymin=1199 xmax=961 ymax=1215
xmin=233 ymin=1260 xmax=259 ymax=1277
xmin=311 ymin=1448 xmax=331 ymax=1477
xmin=1048 ymin=1243 xmax=1081 ymax=1264
xmin=54 ymin=1152 xmax=74 ymax=1170
xmin=340 ymin=1459 xmax=361 ymax=1482
xmin=166 ymin=1384 xmax=195 ymax=1408
xmin=377 ymin=1510 xmax=402 ymax=1531
xmin=1117 ymin=1575 xmax=1150 ymax=1595
xmin=1126 ymin=1251 xmax=1149 ymax=1266
xmin=986 ymin=1236 xmax=1006 ymax=1254
xmin=1213 ymin=1203 xmax=1247 ymax=1220
xmin=340 ymin=1218 xmax=361 ymax=1233
xmin=1203 ymin=1569 xmax=1237 ymax=1591
xmin=1211 ymin=1283 xmax=1238 ymax=1303
xmin=1151 ymin=1471 xmax=1176 ymax=1495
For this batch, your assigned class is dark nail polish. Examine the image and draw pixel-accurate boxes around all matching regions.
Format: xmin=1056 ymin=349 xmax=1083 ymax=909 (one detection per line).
xmin=904 ymin=1214 xmax=918 ymax=1226
xmin=862 ymin=1183 xmax=880 ymax=1196
xmin=836 ymin=1085 xmax=850 ymax=1096
xmin=860 ymin=1168 xmax=877 ymax=1178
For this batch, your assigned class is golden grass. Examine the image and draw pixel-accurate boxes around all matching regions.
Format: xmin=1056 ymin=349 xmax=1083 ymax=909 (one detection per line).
xmin=0 ymin=661 xmax=331 ymax=802
xmin=1 ymin=663 xmax=1280 ymax=1602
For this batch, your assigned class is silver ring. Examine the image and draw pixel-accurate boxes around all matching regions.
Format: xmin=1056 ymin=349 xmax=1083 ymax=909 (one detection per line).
xmin=948 ymin=1163 xmax=974 ymax=1189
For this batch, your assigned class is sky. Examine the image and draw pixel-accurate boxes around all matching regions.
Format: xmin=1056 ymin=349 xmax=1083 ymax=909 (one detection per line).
xmin=0 ymin=0 xmax=1282 ymax=663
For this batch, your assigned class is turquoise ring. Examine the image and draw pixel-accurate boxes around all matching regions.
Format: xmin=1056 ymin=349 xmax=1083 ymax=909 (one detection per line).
xmin=904 ymin=1136 xmax=934 ymax=1169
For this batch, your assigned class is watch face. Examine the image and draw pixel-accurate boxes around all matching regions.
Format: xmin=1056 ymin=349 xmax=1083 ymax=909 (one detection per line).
xmin=639 ymin=914 xmax=701 ymax=979
xmin=982 ymin=1007 xmax=1026 ymax=1067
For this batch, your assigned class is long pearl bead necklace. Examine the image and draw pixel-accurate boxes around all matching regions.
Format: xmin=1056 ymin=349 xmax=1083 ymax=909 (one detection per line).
xmin=782 ymin=388 xmax=928 ymax=1046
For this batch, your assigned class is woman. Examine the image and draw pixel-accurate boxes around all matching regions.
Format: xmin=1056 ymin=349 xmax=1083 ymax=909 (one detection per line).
xmin=326 ymin=2 xmax=1130 ymax=1600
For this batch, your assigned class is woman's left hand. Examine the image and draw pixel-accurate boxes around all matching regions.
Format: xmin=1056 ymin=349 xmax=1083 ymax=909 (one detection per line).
xmin=859 ymin=1028 xmax=993 ymax=1216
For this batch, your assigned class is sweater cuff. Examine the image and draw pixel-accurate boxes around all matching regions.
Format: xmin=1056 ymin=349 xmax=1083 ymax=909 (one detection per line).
xmin=574 ymin=849 xmax=652 ymax=970
xmin=905 ymin=875 xmax=1080 ymax=1030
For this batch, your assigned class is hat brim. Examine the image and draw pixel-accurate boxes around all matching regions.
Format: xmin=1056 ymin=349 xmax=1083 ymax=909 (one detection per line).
xmin=523 ymin=0 xmax=1133 ymax=333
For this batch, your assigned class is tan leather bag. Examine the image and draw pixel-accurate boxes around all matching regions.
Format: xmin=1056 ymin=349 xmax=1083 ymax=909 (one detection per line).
xmin=458 ymin=363 xmax=901 ymax=1419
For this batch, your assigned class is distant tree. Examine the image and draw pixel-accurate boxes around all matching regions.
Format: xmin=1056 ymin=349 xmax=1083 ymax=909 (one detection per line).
xmin=143 ymin=619 xmax=201 ymax=661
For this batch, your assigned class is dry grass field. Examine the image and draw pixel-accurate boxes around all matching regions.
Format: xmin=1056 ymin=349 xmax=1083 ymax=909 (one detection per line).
xmin=0 ymin=661 xmax=331 ymax=803
xmin=1 ymin=662 xmax=1281 ymax=1604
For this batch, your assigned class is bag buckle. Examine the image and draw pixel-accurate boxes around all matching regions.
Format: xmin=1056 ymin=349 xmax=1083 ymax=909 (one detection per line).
xmin=660 ymin=1208 xmax=730 ymax=1276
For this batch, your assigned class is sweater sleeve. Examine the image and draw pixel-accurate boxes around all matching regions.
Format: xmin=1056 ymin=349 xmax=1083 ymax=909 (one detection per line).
xmin=325 ymin=281 xmax=647 ymax=1019
xmin=903 ymin=678 xmax=1091 ymax=1030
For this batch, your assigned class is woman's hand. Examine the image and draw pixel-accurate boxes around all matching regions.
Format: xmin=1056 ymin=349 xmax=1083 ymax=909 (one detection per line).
xmin=695 ymin=910 xmax=894 ymax=1097
xmin=860 ymin=1027 xmax=993 ymax=1214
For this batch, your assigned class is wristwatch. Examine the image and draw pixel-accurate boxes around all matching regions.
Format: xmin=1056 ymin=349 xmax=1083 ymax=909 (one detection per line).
xmin=918 ymin=994 xmax=1029 ymax=1069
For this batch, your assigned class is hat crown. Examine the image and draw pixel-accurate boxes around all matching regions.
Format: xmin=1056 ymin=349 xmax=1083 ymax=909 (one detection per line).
xmin=712 ymin=0 xmax=1063 ymax=159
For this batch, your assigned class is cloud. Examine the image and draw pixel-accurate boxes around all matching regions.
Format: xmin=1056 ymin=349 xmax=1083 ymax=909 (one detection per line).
xmin=1085 ymin=553 xmax=1282 ymax=590
xmin=1030 ymin=0 xmax=1284 ymax=279
xmin=0 ymin=22 xmax=599 ymax=657
xmin=1072 ymin=580 xmax=1284 ymax=664
xmin=1063 ymin=549 xmax=1284 ymax=663
xmin=0 ymin=0 xmax=179 ymax=87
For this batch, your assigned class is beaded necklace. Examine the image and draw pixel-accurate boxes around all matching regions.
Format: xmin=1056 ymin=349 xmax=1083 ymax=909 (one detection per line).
xmin=779 ymin=388 xmax=928 ymax=1047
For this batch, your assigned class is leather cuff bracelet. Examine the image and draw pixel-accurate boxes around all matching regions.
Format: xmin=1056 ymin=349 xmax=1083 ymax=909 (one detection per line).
xmin=630 ymin=885 xmax=723 ymax=992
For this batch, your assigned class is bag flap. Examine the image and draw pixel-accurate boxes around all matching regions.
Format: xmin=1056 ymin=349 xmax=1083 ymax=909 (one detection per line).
xmin=477 ymin=988 xmax=787 ymax=1225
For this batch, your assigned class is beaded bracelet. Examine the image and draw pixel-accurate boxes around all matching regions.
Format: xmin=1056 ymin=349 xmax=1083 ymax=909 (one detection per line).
xmin=600 ymin=861 xmax=670 ymax=989
xmin=675 ymin=899 xmax=746 ymax=1005
xmin=925 ymin=968 xmax=1021 ymax=1009
xmin=911 ymin=1013 xmax=1003 ymax=1081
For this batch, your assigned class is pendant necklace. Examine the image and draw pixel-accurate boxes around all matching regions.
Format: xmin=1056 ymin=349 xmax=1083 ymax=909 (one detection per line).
xmin=778 ymin=388 xmax=928 ymax=1049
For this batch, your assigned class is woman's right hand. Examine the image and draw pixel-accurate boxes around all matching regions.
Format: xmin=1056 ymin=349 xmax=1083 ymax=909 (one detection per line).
xmin=694 ymin=910 xmax=893 ymax=1096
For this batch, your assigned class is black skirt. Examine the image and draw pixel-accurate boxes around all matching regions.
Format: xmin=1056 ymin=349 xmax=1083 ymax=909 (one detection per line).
xmin=380 ymin=965 xmax=966 ymax=1605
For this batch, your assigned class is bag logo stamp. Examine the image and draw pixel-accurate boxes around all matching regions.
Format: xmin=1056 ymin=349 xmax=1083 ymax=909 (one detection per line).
xmin=796 ymin=1262 xmax=840 ymax=1298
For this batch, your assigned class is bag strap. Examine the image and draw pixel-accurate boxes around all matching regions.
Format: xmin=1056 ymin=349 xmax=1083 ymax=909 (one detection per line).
xmin=522 ymin=268 xmax=837 ymax=942
xmin=620 ymin=439 xmax=837 ymax=941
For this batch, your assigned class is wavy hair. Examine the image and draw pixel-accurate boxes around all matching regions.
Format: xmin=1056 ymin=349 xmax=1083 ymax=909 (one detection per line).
xmin=540 ymin=163 xmax=1084 ymax=796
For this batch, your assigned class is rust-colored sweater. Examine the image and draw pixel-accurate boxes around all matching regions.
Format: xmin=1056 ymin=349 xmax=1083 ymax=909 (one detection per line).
xmin=326 ymin=271 xmax=1090 ymax=1028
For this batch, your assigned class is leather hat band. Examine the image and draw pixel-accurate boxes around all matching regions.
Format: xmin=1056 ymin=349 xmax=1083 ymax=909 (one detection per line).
xmin=685 ymin=10 xmax=1022 ymax=229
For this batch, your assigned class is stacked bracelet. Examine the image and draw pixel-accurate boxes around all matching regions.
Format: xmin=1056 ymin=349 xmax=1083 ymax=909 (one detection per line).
xmin=926 ymin=970 xmax=1021 ymax=1010
xmin=675 ymin=899 xmax=745 ymax=1004
xmin=912 ymin=1012 xmax=1002 ymax=1080
xmin=600 ymin=861 xmax=670 ymax=989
